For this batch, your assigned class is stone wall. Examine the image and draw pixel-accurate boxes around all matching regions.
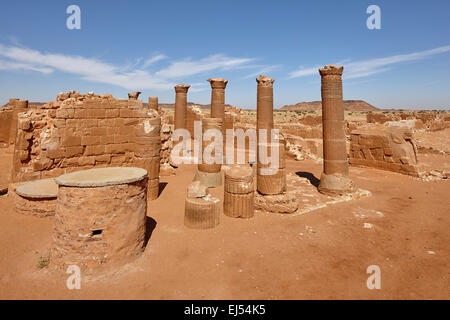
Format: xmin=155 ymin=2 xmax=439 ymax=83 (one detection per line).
xmin=11 ymin=91 xmax=161 ymax=184
xmin=0 ymin=107 xmax=13 ymax=147
xmin=349 ymin=126 xmax=419 ymax=176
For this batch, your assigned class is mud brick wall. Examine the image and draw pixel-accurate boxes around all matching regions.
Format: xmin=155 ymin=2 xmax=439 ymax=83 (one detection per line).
xmin=349 ymin=126 xmax=419 ymax=176
xmin=0 ymin=107 xmax=13 ymax=147
xmin=11 ymin=93 xmax=161 ymax=183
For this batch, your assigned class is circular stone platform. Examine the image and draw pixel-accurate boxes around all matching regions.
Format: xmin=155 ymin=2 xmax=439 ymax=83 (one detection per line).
xmin=55 ymin=167 xmax=148 ymax=187
xmin=14 ymin=178 xmax=58 ymax=217
xmin=52 ymin=167 xmax=149 ymax=273
xmin=16 ymin=178 xmax=58 ymax=198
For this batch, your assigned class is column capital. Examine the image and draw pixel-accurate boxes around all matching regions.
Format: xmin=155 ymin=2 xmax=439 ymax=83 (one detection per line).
xmin=128 ymin=91 xmax=141 ymax=100
xmin=319 ymin=65 xmax=343 ymax=77
xmin=256 ymin=75 xmax=275 ymax=87
xmin=207 ymin=78 xmax=228 ymax=89
xmin=175 ymin=84 xmax=191 ymax=93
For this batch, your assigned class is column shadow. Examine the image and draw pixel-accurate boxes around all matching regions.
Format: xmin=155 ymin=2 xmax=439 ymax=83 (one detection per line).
xmin=144 ymin=216 xmax=157 ymax=247
xmin=158 ymin=182 xmax=168 ymax=197
xmin=295 ymin=171 xmax=320 ymax=188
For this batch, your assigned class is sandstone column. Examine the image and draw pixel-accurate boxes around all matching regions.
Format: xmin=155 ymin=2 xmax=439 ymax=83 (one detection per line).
xmin=224 ymin=165 xmax=255 ymax=218
xmin=148 ymin=96 xmax=158 ymax=111
xmin=208 ymin=78 xmax=228 ymax=121
xmin=208 ymin=78 xmax=228 ymax=160
xmin=256 ymin=75 xmax=274 ymax=144
xmin=318 ymin=65 xmax=355 ymax=195
xmin=256 ymin=75 xmax=286 ymax=195
xmin=9 ymin=99 xmax=28 ymax=145
xmin=174 ymin=84 xmax=190 ymax=130
xmin=128 ymin=91 xmax=141 ymax=100
xmin=193 ymin=117 xmax=223 ymax=188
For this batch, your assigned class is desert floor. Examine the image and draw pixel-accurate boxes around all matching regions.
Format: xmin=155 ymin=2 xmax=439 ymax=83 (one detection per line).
xmin=0 ymin=147 xmax=448 ymax=299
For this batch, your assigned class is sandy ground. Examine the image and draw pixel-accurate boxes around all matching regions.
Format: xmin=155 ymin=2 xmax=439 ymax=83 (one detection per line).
xmin=0 ymin=146 xmax=448 ymax=300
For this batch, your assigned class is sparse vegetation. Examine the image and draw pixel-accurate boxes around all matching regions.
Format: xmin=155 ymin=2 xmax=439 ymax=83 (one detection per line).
xmin=36 ymin=253 xmax=50 ymax=269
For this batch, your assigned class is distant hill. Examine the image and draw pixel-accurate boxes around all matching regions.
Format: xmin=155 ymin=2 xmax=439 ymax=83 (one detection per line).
xmin=280 ymin=100 xmax=379 ymax=112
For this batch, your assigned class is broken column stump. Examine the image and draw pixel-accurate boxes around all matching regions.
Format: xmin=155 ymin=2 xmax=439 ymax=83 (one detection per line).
xmin=184 ymin=181 xmax=221 ymax=229
xmin=193 ymin=117 xmax=223 ymax=188
xmin=224 ymin=165 xmax=255 ymax=218
xmin=51 ymin=167 xmax=148 ymax=273
xmin=148 ymin=96 xmax=159 ymax=111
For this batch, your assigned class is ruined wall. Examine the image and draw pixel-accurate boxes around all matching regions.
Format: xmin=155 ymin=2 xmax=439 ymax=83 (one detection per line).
xmin=186 ymin=105 xmax=204 ymax=137
xmin=0 ymin=107 xmax=13 ymax=147
xmin=349 ymin=126 xmax=419 ymax=176
xmin=11 ymin=92 xmax=161 ymax=184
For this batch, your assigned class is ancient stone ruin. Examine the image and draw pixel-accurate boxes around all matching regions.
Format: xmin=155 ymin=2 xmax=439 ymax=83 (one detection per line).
xmin=253 ymin=75 xmax=298 ymax=214
xmin=318 ymin=65 xmax=355 ymax=195
xmin=349 ymin=126 xmax=419 ymax=176
xmin=148 ymin=96 xmax=159 ymax=111
xmin=10 ymin=91 xmax=162 ymax=200
xmin=52 ymin=167 xmax=148 ymax=273
xmin=174 ymin=84 xmax=190 ymax=130
xmin=184 ymin=181 xmax=221 ymax=229
xmin=224 ymin=165 xmax=255 ymax=218
xmin=193 ymin=117 xmax=223 ymax=187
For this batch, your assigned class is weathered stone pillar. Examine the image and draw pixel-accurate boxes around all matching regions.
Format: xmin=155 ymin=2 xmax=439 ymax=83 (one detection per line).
xmin=148 ymin=96 xmax=158 ymax=111
xmin=208 ymin=78 xmax=228 ymax=160
xmin=128 ymin=91 xmax=141 ymax=100
xmin=318 ymin=65 xmax=355 ymax=195
xmin=255 ymin=75 xmax=285 ymax=195
xmin=208 ymin=78 xmax=228 ymax=120
xmin=193 ymin=117 xmax=223 ymax=188
xmin=174 ymin=84 xmax=190 ymax=130
xmin=9 ymin=99 xmax=28 ymax=145
xmin=256 ymin=75 xmax=274 ymax=143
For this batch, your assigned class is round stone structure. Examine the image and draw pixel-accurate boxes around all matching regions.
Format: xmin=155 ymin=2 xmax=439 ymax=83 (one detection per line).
xmin=14 ymin=178 xmax=58 ymax=217
xmin=51 ymin=167 xmax=148 ymax=273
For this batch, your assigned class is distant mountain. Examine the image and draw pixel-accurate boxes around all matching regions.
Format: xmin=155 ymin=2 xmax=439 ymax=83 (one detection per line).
xmin=280 ymin=100 xmax=379 ymax=112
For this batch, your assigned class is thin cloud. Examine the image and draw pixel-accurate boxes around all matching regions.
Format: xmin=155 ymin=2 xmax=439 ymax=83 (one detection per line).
xmin=0 ymin=59 xmax=53 ymax=74
xmin=0 ymin=44 xmax=256 ymax=90
xmin=288 ymin=45 xmax=450 ymax=79
xmin=155 ymin=54 xmax=255 ymax=79
xmin=142 ymin=54 xmax=167 ymax=69
xmin=243 ymin=64 xmax=282 ymax=79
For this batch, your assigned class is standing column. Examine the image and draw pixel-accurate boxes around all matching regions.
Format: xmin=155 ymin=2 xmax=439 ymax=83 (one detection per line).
xmin=256 ymin=75 xmax=274 ymax=143
xmin=318 ymin=65 xmax=355 ymax=195
xmin=208 ymin=78 xmax=228 ymax=160
xmin=256 ymin=75 xmax=286 ymax=195
xmin=174 ymin=84 xmax=190 ymax=130
xmin=148 ymin=96 xmax=158 ymax=111
xmin=208 ymin=78 xmax=228 ymax=121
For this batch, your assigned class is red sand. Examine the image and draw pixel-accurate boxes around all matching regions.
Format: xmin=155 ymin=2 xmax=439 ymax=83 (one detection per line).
xmin=0 ymin=150 xmax=448 ymax=299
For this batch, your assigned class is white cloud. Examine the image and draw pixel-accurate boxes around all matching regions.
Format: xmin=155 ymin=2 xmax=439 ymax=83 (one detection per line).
xmin=142 ymin=54 xmax=167 ymax=69
xmin=155 ymin=54 xmax=255 ymax=79
xmin=0 ymin=59 xmax=53 ymax=74
xmin=243 ymin=64 xmax=282 ymax=79
xmin=0 ymin=44 xmax=256 ymax=91
xmin=288 ymin=45 xmax=450 ymax=79
xmin=287 ymin=66 xmax=319 ymax=79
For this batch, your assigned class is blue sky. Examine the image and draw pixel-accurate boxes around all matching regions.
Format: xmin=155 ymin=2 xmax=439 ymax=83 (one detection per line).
xmin=0 ymin=0 xmax=449 ymax=109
